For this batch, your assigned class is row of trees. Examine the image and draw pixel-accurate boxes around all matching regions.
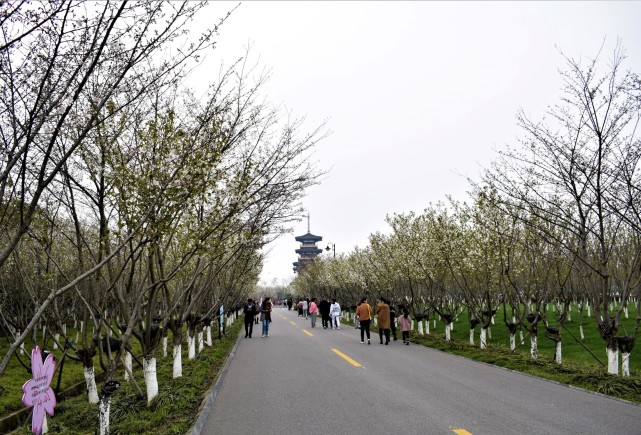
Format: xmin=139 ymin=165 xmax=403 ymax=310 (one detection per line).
xmin=293 ymin=44 xmax=641 ymax=377
xmin=0 ymin=1 xmax=324 ymax=431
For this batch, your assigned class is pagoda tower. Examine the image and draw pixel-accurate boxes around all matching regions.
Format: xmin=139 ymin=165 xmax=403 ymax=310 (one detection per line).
xmin=293 ymin=213 xmax=323 ymax=273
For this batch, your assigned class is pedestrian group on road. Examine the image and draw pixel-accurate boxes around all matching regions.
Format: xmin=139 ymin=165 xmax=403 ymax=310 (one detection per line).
xmin=243 ymin=294 xmax=413 ymax=346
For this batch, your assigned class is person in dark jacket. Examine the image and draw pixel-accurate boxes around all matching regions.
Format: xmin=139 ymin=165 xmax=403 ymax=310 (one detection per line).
xmin=319 ymin=298 xmax=331 ymax=329
xmin=243 ymin=298 xmax=257 ymax=338
xmin=389 ymin=303 xmax=398 ymax=341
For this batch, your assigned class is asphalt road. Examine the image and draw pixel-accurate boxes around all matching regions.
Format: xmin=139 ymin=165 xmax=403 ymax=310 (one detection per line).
xmin=195 ymin=307 xmax=641 ymax=435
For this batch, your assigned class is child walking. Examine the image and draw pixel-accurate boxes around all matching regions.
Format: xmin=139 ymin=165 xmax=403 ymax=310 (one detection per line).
xmin=398 ymin=308 xmax=412 ymax=345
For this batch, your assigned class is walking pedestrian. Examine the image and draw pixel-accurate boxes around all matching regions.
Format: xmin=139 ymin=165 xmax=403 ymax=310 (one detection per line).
xmin=376 ymin=297 xmax=391 ymax=345
xmin=319 ymin=298 xmax=331 ymax=329
xmin=356 ymin=297 xmax=372 ymax=344
xmin=330 ymin=299 xmax=341 ymax=330
xmin=399 ymin=308 xmax=411 ymax=345
xmin=309 ymin=298 xmax=319 ymax=328
xmin=389 ymin=304 xmax=398 ymax=341
xmin=302 ymin=299 xmax=309 ymax=319
xmin=243 ymin=298 xmax=257 ymax=338
xmin=297 ymin=300 xmax=303 ymax=317
xmin=260 ymin=297 xmax=273 ymax=337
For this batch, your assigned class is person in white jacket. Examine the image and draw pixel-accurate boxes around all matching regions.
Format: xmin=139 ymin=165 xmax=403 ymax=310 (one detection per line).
xmin=329 ymin=299 xmax=341 ymax=330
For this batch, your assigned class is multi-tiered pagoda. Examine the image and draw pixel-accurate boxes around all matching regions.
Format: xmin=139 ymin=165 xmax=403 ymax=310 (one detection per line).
xmin=293 ymin=214 xmax=323 ymax=273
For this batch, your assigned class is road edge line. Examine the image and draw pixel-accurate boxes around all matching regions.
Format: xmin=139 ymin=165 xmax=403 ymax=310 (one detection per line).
xmin=190 ymin=327 xmax=243 ymax=434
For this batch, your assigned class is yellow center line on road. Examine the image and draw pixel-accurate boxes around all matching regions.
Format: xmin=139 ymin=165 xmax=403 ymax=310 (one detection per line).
xmin=452 ymin=429 xmax=472 ymax=435
xmin=303 ymin=329 xmax=313 ymax=336
xmin=290 ymin=321 xmax=296 ymax=326
xmin=331 ymin=348 xmax=362 ymax=367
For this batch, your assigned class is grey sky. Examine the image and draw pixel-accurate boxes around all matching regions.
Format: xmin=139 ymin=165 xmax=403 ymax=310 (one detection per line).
xmin=191 ymin=2 xmax=641 ymax=287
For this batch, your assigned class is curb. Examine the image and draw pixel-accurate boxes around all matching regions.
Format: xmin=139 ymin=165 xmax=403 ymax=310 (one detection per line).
xmin=190 ymin=327 xmax=243 ymax=435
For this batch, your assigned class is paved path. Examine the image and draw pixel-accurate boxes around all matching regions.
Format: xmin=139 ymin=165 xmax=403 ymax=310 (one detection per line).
xmin=196 ymin=307 xmax=641 ymax=435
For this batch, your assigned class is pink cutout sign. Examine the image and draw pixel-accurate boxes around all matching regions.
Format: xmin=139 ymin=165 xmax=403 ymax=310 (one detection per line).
xmin=22 ymin=346 xmax=56 ymax=434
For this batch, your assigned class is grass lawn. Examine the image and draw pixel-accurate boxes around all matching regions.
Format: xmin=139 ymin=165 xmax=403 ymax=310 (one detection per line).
xmin=1 ymin=320 xmax=241 ymax=434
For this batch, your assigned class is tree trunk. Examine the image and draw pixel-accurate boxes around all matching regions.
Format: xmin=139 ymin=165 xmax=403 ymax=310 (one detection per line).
xmin=606 ymin=345 xmax=619 ymax=375
xmin=622 ymin=352 xmax=630 ymax=377
xmin=122 ymin=351 xmax=132 ymax=381
xmin=188 ymin=329 xmax=196 ymax=360
xmin=417 ymin=321 xmax=424 ymax=336
xmin=143 ymin=355 xmax=159 ymax=404
xmin=469 ymin=328 xmax=475 ymax=345
xmin=84 ymin=366 xmax=99 ymax=404
xmin=480 ymin=327 xmax=487 ymax=349
xmin=163 ymin=336 xmax=168 ymax=358
xmin=197 ymin=330 xmax=204 ymax=353
xmin=206 ymin=326 xmax=212 ymax=346
xmin=445 ymin=323 xmax=451 ymax=341
xmin=555 ymin=341 xmax=562 ymax=364
xmin=99 ymin=396 xmax=111 ymax=435
xmin=530 ymin=335 xmax=538 ymax=359
xmin=510 ymin=332 xmax=515 ymax=351
xmin=173 ymin=344 xmax=182 ymax=379
xmin=580 ymin=325 xmax=585 ymax=340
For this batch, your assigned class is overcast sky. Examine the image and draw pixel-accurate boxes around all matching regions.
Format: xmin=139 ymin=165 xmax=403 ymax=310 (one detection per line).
xmin=190 ymin=1 xmax=641 ymax=287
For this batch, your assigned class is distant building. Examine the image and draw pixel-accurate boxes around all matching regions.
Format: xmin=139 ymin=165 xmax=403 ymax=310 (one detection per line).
xmin=293 ymin=232 xmax=323 ymax=273
xmin=293 ymin=213 xmax=323 ymax=273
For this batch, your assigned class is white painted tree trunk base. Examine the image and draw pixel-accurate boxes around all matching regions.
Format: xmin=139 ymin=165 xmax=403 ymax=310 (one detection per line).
xmin=607 ymin=347 xmax=619 ymax=375
xmin=480 ymin=328 xmax=487 ymax=349
xmin=510 ymin=333 xmax=516 ymax=351
xmin=555 ymin=341 xmax=562 ymax=364
xmin=469 ymin=329 xmax=475 ymax=345
xmin=587 ymin=305 xmax=591 ymax=317
xmin=163 ymin=336 xmax=168 ymax=358
xmin=530 ymin=335 xmax=538 ymax=359
xmin=188 ymin=333 xmax=196 ymax=360
xmin=144 ymin=356 xmax=159 ymax=403
xmin=99 ymin=396 xmax=111 ymax=435
xmin=198 ymin=331 xmax=204 ymax=353
xmin=206 ymin=326 xmax=212 ymax=346
xmin=173 ymin=344 xmax=182 ymax=378
xmin=622 ymin=352 xmax=630 ymax=377
xmin=445 ymin=324 xmax=451 ymax=341
xmin=124 ymin=351 xmax=133 ymax=381
xmin=426 ymin=321 xmax=430 ymax=335
xmin=417 ymin=322 xmax=424 ymax=336
xmin=580 ymin=325 xmax=585 ymax=340
xmin=488 ymin=326 xmax=492 ymax=339
xmin=53 ymin=334 xmax=59 ymax=350
xmin=84 ymin=366 xmax=99 ymax=404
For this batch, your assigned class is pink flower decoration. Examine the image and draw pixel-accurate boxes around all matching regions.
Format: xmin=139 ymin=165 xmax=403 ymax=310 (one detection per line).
xmin=22 ymin=346 xmax=56 ymax=435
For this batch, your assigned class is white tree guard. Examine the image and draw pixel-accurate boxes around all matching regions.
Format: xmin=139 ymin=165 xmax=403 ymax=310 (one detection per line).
xmin=124 ymin=351 xmax=132 ymax=381
xmin=84 ymin=366 xmax=99 ymax=404
xmin=143 ymin=356 xmax=159 ymax=403
xmin=480 ymin=328 xmax=487 ymax=349
xmin=173 ymin=344 xmax=182 ymax=378
xmin=607 ymin=347 xmax=619 ymax=375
